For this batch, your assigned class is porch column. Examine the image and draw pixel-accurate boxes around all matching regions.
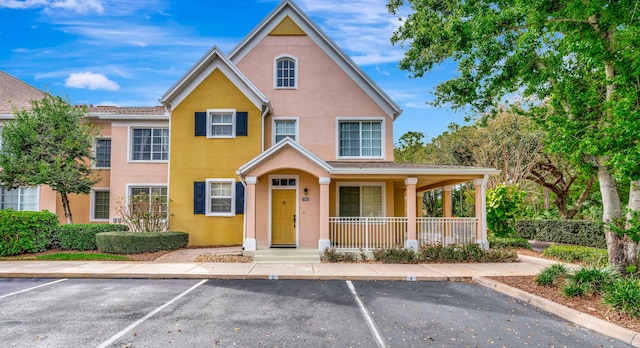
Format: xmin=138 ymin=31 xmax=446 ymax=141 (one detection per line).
xmin=318 ymin=177 xmax=331 ymax=250
xmin=443 ymin=185 xmax=453 ymax=217
xmin=243 ymin=176 xmax=257 ymax=251
xmin=405 ymin=178 xmax=418 ymax=250
xmin=474 ymin=176 xmax=489 ymax=249
xmin=416 ymin=192 xmax=423 ymax=217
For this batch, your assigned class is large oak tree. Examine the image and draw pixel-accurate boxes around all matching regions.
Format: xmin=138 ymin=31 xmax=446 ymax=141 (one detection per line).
xmin=388 ymin=0 xmax=640 ymax=266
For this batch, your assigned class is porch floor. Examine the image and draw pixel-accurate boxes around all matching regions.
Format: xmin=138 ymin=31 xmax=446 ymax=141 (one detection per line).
xmin=244 ymin=248 xmax=322 ymax=263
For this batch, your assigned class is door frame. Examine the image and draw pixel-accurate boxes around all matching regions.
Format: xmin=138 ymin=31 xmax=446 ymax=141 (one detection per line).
xmin=268 ymin=174 xmax=299 ymax=247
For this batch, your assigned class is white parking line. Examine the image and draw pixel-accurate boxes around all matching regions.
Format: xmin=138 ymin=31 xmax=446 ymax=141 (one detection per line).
xmin=0 ymin=278 xmax=68 ymax=300
xmin=346 ymin=280 xmax=386 ymax=348
xmin=96 ymin=279 xmax=208 ymax=348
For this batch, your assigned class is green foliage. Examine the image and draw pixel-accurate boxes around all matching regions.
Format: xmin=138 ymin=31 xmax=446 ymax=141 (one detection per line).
xmin=95 ymin=231 xmax=188 ymax=254
xmin=56 ymin=224 xmax=129 ymax=251
xmin=542 ymin=245 xmax=608 ymax=267
xmin=562 ymin=266 xmax=617 ymax=298
xmin=607 ymin=210 xmax=640 ymax=243
xmin=0 ymin=94 xmax=100 ymax=223
xmin=0 ymin=210 xmax=59 ymax=256
xmin=535 ymin=264 xmax=569 ymax=287
xmin=373 ymin=247 xmax=417 ymax=264
xmin=515 ymin=220 xmax=605 ymax=248
xmin=487 ymin=185 xmax=525 ymax=237
xmin=488 ymin=236 xmax=532 ymax=249
xmin=322 ymin=248 xmax=359 ymax=263
xmin=418 ymin=243 xmax=517 ymax=263
xmin=394 ymin=131 xmax=427 ymax=164
xmin=602 ymin=277 xmax=640 ymax=319
xmin=482 ymin=248 xmax=519 ymax=263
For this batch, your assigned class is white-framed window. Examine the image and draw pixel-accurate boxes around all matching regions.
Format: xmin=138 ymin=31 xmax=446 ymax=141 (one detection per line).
xmin=128 ymin=185 xmax=168 ymax=215
xmin=207 ymin=110 xmax=236 ymax=138
xmin=337 ymin=182 xmax=385 ymax=217
xmin=274 ymin=55 xmax=297 ymax=89
xmin=273 ymin=118 xmax=298 ymax=143
xmin=337 ymin=119 xmax=384 ymax=158
xmin=206 ymin=178 xmax=235 ymax=216
xmin=130 ymin=128 xmax=169 ymax=161
xmin=90 ymin=189 xmax=110 ymax=221
xmin=94 ymin=138 xmax=111 ymax=168
xmin=0 ymin=187 xmax=38 ymax=211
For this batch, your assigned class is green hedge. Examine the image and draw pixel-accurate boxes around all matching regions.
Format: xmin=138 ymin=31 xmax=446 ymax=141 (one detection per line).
xmin=515 ymin=220 xmax=605 ymax=248
xmin=96 ymin=231 xmax=188 ymax=254
xmin=542 ymin=245 xmax=609 ymax=267
xmin=56 ymin=224 xmax=129 ymax=250
xmin=0 ymin=210 xmax=59 ymax=256
xmin=488 ymin=236 xmax=532 ymax=249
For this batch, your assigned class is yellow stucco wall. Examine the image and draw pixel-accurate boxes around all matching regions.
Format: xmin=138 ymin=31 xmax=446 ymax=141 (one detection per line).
xmin=169 ymin=68 xmax=262 ymax=246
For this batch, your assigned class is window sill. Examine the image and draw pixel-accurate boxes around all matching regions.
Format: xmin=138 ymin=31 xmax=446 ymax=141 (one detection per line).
xmin=206 ymin=212 xmax=236 ymax=217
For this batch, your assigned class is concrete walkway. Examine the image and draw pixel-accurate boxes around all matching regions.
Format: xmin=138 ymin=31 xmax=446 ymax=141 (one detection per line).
xmin=0 ymin=254 xmax=556 ymax=280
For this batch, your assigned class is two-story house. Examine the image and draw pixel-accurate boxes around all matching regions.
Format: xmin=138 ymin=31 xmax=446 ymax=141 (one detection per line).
xmin=1 ymin=0 xmax=498 ymax=256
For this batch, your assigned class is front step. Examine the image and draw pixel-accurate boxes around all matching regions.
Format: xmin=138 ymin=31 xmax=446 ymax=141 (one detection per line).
xmin=247 ymin=249 xmax=322 ymax=263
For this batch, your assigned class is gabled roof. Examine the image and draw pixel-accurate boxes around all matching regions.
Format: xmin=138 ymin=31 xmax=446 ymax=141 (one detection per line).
xmin=237 ymin=137 xmax=332 ymax=175
xmin=0 ymin=71 xmax=45 ymax=116
xmin=159 ymin=46 xmax=271 ymax=112
xmin=228 ymin=0 xmax=402 ymax=120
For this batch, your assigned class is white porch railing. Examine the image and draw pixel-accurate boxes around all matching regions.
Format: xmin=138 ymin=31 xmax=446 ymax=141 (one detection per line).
xmin=329 ymin=217 xmax=407 ymax=251
xmin=328 ymin=217 xmax=479 ymax=251
xmin=417 ymin=217 xmax=477 ymax=247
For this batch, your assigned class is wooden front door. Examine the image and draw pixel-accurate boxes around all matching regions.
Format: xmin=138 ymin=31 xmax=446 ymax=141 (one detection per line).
xmin=271 ymin=189 xmax=296 ymax=245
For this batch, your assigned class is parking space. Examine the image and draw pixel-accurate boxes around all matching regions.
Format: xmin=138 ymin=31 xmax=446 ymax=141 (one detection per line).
xmin=0 ymin=279 xmax=626 ymax=347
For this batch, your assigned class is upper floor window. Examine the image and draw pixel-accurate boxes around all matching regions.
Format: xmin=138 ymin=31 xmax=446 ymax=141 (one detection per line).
xmin=275 ymin=56 xmax=297 ymax=89
xmin=338 ymin=120 xmax=383 ymax=158
xmin=208 ymin=110 xmax=235 ymax=138
xmin=274 ymin=119 xmax=297 ymax=143
xmin=95 ymin=138 xmax=111 ymax=168
xmin=0 ymin=187 xmax=38 ymax=211
xmin=131 ymin=128 xmax=169 ymax=161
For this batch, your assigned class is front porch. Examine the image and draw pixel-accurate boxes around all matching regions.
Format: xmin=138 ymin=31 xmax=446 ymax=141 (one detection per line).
xmin=329 ymin=217 xmax=479 ymax=251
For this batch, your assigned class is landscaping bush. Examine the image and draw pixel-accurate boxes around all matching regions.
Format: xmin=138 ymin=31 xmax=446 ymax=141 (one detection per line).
xmin=488 ymin=236 xmax=532 ymax=249
xmin=56 ymin=224 xmax=129 ymax=250
xmin=535 ymin=264 xmax=569 ymax=287
xmin=322 ymin=248 xmax=359 ymax=262
xmin=561 ymin=266 xmax=616 ymax=298
xmin=95 ymin=231 xmax=188 ymax=254
xmin=542 ymin=245 xmax=608 ymax=267
xmin=515 ymin=220 xmax=605 ymax=248
xmin=602 ymin=277 xmax=640 ymax=319
xmin=373 ymin=247 xmax=417 ymax=264
xmin=482 ymin=248 xmax=519 ymax=263
xmin=0 ymin=210 xmax=59 ymax=256
xmin=417 ymin=243 xmax=516 ymax=263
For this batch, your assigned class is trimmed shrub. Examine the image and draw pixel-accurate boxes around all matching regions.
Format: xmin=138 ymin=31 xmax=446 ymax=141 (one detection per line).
xmin=515 ymin=220 xmax=605 ymax=248
xmin=417 ymin=243 xmax=516 ymax=263
xmin=56 ymin=224 xmax=129 ymax=251
xmin=602 ymin=277 xmax=640 ymax=319
xmin=488 ymin=236 xmax=532 ymax=249
xmin=373 ymin=247 xmax=417 ymax=264
xmin=482 ymin=248 xmax=518 ymax=263
xmin=542 ymin=245 xmax=608 ymax=267
xmin=96 ymin=231 xmax=188 ymax=254
xmin=0 ymin=210 xmax=59 ymax=256
xmin=322 ymin=248 xmax=358 ymax=262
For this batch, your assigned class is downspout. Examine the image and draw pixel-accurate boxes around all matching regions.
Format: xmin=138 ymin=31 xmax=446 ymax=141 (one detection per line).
xmin=261 ymin=106 xmax=269 ymax=152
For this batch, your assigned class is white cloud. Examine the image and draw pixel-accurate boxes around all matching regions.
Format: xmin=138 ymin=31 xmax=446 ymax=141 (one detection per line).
xmin=65 ymin=72 xmax=119 ymax=90
xmin=0 ymin=0 xmax=104 ymax=14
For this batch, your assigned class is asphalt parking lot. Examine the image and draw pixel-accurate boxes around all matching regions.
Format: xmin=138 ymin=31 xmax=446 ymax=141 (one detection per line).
xmin=0 ymin=278 xmax=627 ymax=347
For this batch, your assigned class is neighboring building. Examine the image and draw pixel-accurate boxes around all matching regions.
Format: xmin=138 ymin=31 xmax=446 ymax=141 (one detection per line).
xmin=1 ymin=0 xmax=499 ymax=254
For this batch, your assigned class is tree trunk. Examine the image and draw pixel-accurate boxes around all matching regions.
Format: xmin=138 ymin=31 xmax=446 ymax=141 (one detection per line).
xmin=60 ymin=192 xmax=73 ymax=224
xmin=625 ymin=180 xmax=640 ymax=263
xmin=598 ymin=163 xmax=630 ymax=267
xmin=544 ymin=187 xmax=550 ymax=211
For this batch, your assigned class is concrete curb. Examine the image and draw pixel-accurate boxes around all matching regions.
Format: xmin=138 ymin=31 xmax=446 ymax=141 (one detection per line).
xmin=474 ymin=276 xmax=640 ymax=347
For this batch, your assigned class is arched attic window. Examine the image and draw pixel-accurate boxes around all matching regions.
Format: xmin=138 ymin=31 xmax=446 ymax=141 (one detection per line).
xmin=274 ymin=55 xmax=297 ymax=89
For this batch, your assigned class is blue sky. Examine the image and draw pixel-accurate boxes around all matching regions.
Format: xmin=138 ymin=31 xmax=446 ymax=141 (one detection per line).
xmin=0 ymin=0 xmax=468 ymax=142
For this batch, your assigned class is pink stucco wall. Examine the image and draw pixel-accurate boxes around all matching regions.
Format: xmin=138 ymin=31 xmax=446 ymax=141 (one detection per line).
xmin=236 ymin=35 xmax=394 ymax=161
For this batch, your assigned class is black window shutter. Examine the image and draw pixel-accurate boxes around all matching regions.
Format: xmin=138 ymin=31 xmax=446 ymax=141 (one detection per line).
xmin=194 ymin=181 xmax=206 ymax=214
xmin=236 ymin=112 xmax=248 ymax=136
xmin=195 ymin=112 xmax=207 ymax=136
xmin=235 ymin=182 xmax=245 ymax=214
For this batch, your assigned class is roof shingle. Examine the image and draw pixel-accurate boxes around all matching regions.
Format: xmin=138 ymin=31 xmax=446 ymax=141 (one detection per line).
xmin=0 ymin=71 xmax=45 ymax=114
